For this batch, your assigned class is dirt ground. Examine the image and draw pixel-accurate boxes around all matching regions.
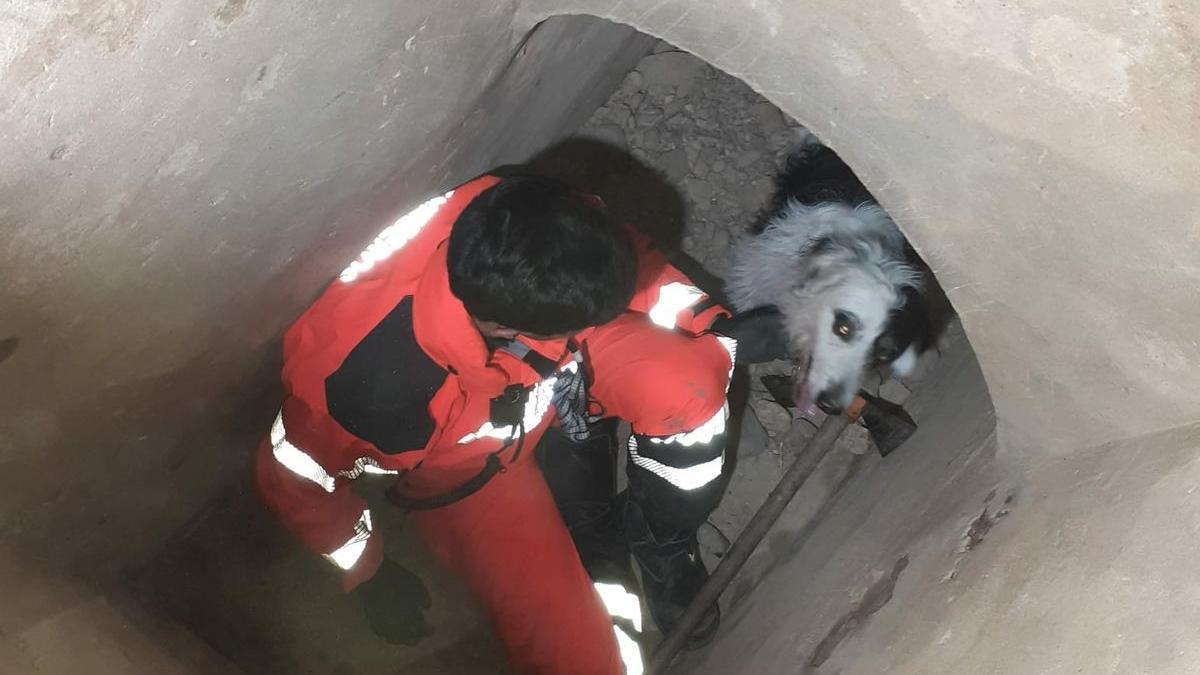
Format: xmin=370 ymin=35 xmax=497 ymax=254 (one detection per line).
xmin=575 ymin=43 xmax=804 ymax=271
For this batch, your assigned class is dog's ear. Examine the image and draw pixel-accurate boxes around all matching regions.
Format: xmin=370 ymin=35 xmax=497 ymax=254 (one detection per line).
xmin=790 ymin=236 xmax=836 ymax=296
xmin=791 ymin=257 xmax=829 ymax=296
xmin=897 ymin=284 xmax=922 ymax=309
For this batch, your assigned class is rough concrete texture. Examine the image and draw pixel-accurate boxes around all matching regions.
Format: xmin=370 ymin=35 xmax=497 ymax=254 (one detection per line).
xmin=3 ymin=0 xmax=1200 ymax=672
xmin=0 ymin=548 xmax=238 ymax=673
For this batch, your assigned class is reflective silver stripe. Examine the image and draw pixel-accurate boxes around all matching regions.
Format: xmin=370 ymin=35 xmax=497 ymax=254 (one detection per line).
xmin=594 ymin=581 xmax=645 ymax=675
xmin=628 ymin=436 xmax=725 ymax=491
xmin=648 ymin=282 xmax=705 ymax=329
xmin=715 ymin=334 xmax=738 ymax=380
xmin=648 ymin=403 xmax=728 ymax=446
xmin=270 ymin=412 xmax=379 ymax=571
xmin=645 ymin=333 xmax=737 ymax=448
xmin=270 ymin=412 xmax=336 ymax=493
xmin=339 ymin=191 xmax=454 ymax=283
xmin=613 ymin=625 xmax=644 ymax=675
xmin=323 ymin=510 xmax=373 ymax=570
xmin=594 ymin=581 xmax=643 ymax=632
xmin=337 ymin=456 xmax=399 ymax=480
xmin=627 ymin=333 xmax=737 ymax=490
xmin=272 ymin=412 xmax=396 ymax=488
xmin=457 ymin=372 xmax=561 ymax=444
xmin=359 ymin=463 xmax=398 ymax=475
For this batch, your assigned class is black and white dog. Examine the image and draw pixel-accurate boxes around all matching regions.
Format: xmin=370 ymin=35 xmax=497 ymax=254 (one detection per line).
xmin=725 ymin=140 xmax=938 ymax=416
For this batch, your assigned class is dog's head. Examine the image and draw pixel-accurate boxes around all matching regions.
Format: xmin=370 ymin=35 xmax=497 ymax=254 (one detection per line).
xmin=779 ymin=235 xmax=922 ymax=416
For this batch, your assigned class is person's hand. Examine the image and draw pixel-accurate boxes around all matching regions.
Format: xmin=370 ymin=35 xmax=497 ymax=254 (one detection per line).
xmin=353 ymin=558 xmax=433 ymax=645
xmin=710 ymin=307 xmax=789 ymax=364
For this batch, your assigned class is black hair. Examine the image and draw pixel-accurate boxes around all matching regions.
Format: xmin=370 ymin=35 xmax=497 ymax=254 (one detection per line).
xmin=447 ymin=175 xmax=638 ymax=336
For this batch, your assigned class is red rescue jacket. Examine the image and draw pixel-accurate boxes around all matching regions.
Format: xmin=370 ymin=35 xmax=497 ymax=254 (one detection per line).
xmin=256 ymin=175 xmax=726 ymax=589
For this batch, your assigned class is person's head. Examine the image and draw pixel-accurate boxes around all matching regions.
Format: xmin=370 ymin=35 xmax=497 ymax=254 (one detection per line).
xmin=448 ymin=175 xmax=637 ymax=341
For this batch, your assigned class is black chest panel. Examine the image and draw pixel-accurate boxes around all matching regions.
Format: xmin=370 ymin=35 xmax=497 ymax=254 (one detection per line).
xmin=326 ymin=297 xmax=446 ymax=455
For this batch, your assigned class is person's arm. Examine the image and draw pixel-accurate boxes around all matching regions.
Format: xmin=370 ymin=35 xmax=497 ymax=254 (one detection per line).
xmin=254 ymin=404 xmax=385 ymax=591
xmin=255 ymin=401 xmax=436 ymax=644
xmin=631 ymin=237 xmax=788 ymax=363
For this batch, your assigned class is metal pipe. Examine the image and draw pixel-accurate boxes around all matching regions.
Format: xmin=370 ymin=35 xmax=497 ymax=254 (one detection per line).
xmin=649 ymin=411 xmax=852 ymax=673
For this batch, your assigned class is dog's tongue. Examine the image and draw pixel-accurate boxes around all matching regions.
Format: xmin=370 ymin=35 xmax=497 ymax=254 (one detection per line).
xmin=795 ymin=381 xmax=820 ymax=417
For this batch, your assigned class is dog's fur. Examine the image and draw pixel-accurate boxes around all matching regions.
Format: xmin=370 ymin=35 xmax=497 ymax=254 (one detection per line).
xmin=725 ymin=140 xmax=936 ymax=415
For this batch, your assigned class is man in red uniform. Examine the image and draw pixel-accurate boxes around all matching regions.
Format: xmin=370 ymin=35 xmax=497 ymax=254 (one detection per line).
xmin=256 ymin=174 xmax=783 ymax=673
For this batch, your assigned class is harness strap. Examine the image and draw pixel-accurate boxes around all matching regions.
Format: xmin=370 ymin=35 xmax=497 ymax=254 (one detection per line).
xmin=386 ymin=453 xmax=504 ymax=510
xmin=387 ymin=340 xmax=585 ymax=510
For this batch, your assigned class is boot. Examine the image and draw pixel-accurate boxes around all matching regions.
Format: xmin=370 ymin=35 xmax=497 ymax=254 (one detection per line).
xmin=622 ymin=497 xmax=720 ymax=648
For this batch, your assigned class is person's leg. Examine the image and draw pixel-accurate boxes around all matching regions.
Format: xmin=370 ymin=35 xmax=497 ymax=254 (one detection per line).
xmin=410 ymin=454 xmax=629 ymax=675
xmin=584 ymin=314 xmax=736 ymax=646
xmin=535 ymin=422 xmax=631 ymax=580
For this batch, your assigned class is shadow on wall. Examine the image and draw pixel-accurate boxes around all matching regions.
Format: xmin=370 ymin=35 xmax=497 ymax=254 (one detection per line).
xmin=126 ymin=475 xmax=510 ymax=674
xmin=522 ymin=137 xmax=730 ymax=297
xmin=524 ymin=136 xmax=687 ymax=250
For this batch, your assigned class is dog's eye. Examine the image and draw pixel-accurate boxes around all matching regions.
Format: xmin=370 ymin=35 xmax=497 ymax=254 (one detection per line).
xmin=875 ymin=347 xmax=897 ymax=363
xmin=832 ymin=311 xmax=857 ymax=341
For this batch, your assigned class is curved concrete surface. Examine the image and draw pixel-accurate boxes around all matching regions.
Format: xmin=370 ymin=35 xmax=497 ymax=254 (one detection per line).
xmin=1 ymin=1 xmax=1198 ymax=671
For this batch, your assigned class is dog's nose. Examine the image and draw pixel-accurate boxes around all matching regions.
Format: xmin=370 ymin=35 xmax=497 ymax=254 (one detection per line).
xmin=816 ymin=391 xmax=843 ymax=416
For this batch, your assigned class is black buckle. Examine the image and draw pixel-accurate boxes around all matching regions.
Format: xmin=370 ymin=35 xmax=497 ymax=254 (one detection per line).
xmin=490 ymin=384 xmax=528 ymax=427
